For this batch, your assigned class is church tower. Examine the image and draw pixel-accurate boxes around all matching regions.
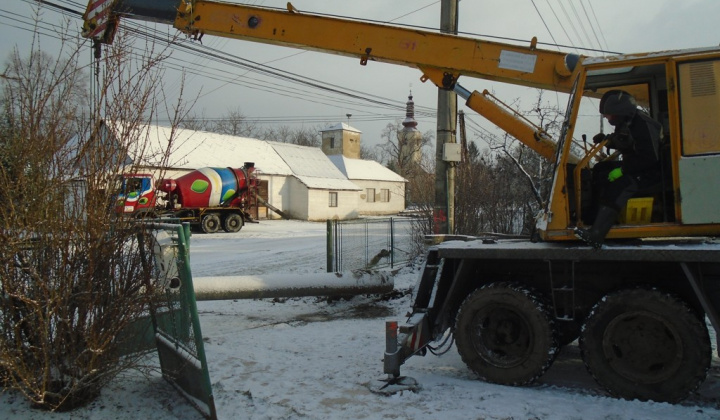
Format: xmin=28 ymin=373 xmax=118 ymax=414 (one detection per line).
xmin=397 ymin=91 xmax=423 ymax=173
xmin=320 ymin=123 xmax=362 ymax=159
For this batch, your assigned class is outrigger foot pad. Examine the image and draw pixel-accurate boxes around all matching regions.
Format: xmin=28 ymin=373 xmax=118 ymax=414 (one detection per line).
xmin=367 ymin=375 xmax=420 ymax=395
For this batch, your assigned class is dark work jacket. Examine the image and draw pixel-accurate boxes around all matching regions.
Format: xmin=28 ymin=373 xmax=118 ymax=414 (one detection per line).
xmin=606 ymin=112 xmax=663 ymax=177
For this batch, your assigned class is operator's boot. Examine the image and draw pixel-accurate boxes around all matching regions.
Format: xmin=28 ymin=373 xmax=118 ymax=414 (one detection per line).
xmin=574 ymin=206 xmax=619 ymax=249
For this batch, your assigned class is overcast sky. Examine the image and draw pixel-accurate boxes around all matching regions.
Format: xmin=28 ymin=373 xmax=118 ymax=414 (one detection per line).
xmin=2 ymin=0 xmax=719 ymax=150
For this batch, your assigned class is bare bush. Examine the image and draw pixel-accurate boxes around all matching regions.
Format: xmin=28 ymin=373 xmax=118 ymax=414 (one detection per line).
xmin=0 ymin=21 xmax=186 ymax=411
xmin=455 ymin=91 xmax=562 ymax=236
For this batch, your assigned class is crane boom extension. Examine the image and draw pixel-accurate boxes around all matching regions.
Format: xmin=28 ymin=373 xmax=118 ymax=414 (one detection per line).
xmin=83 ymin=0 xmax=580 ymax=162
xmin=176 ymin=2 xmax=578 ymax=91
xmin=85 ymin=0 xmax=578 ymax=92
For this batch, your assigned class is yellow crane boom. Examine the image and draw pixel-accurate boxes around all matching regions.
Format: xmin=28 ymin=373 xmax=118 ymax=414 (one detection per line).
xmin=83 ymin=0 xmax=720 ymax=241
xmin=83 ymin=0 xmax=580 ymax=162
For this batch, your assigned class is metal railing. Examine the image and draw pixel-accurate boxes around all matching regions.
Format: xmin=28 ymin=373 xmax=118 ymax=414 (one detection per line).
xmin=326 ymin=217 xmax=418 ymax=273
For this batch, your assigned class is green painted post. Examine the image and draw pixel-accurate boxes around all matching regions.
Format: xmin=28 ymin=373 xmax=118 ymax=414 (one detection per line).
xmin=175 ymin=224 xmax=217 ymax=420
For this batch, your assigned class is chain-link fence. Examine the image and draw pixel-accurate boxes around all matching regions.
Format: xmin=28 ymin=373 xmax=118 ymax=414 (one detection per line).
xmin=326 ymin=217 xmax=421 ymax=273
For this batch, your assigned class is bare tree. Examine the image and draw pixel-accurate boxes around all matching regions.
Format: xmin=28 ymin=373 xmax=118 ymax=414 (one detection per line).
xmin=210 ymin=106 xmax=259 ymax=137
xmin=259 ymin=124 xmax=322 ymax=147
xmin=0 ymin=17 xmax=189 ymax=411
xmin=359 ymin=143 xmax=381 ymax=161
xmin=455 ymin=91 xmax=562 ymax=236
xmin=377 ymin=121 xmax=434 ymax=178
xmin=179 ymin=110 xmax=210 ymax=132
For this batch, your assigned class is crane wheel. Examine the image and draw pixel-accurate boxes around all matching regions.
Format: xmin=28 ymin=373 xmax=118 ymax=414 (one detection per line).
xmin=223 ymin=213 xmax=244 ymax=233
xmin=455 ymin=282 xmax=559 ymax=386
xmin=580 ymin=288 xmax=711 ymax=403
xmin=201 ymin=213 xmax=221 ymax=234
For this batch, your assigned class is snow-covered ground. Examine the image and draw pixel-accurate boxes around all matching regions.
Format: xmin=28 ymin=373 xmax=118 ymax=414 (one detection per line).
xmin=2 ymin=219 xmax=719 ymax=419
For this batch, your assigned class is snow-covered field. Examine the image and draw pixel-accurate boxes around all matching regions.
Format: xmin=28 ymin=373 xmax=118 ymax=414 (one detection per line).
xmin=2 ymin=219 xmax=719 ymax=419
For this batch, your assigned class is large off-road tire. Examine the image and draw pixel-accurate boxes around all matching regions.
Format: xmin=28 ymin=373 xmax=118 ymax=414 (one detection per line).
xmin=223 ymin=213 xmax=244 ymax=233
xmin=200 ymin=213 xmax=221 ymax=234
xmin=580 ymin=288 xmax=711 ymax=403
xmin=455 ymin=282 xmax=559 ymax=386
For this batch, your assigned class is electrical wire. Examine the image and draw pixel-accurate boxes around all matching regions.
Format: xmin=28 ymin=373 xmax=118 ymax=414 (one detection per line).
xmin=388 ymin=1 xmax=439 ymax=23
xmin=566 ymin=0 xmax=596 ymax=51
xmin=585 ymin=0 xmax=609 ymax=51
xmin=5 ymin=0 xmax=623 ymax=136
xmin=530 ymin=0 xmax=561 ymax=51
xmin=542 ymin=0 xmax=578 ymax=53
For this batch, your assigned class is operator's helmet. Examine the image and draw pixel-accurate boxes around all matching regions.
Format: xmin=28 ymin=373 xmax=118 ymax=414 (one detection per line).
xmin=599 ymin=90 xmax=637 ymax=118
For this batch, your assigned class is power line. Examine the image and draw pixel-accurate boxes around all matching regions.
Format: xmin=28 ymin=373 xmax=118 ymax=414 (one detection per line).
xmin=388 ymin=1 xmax=440 ymax=23
xmin=7 ymin=0 xmax=625 ymax=141
xmin=3 ymin=5 xmax=429 ymax=124
xmin=567 ymin=0 xmax=596 ymax=50
xmin=542 ymin=0 xmax=578 ymax=53
xmin=585 ymin=0 xmax=609 ymax=51
xmin=530 ymin=0 xmax=561 ymax=50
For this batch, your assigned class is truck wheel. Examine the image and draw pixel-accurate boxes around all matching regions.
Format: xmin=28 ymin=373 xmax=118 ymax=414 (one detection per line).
xmin=223 ymin=213 xmax=243 ymax=233
xmin=580 ymin=288 xmax=711 ymax=402
xmin=200 ymin=213 xmax=220 ymax=233
xmin=455 ymin=282 xmax=558 ymax=386
xmin=135 ymin=211 xmax=157 ymax=220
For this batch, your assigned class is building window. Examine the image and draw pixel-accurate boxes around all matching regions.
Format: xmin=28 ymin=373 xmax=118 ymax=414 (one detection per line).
xmin=366 ymin=188 xmax=376 ymax=203
xmin=380 ymin=189 xmax=390 ymax=202
xmin=329 ymin=192 xmax=338 ymax=207
xmin=329 ymin=137 xmax=335 ymax=148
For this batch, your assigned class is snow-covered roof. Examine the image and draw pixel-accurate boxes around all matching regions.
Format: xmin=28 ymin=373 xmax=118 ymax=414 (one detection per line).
xmin=583 ymin=46 xmax=720 ymax=66
xmin=319 ymin=122 xmax=361 ymax=133
xmin=327 ymin=155 xmax=406 ymax=183
xmin=155 ymin=125 xmax=292 ymax=176
xmin=105 ymin=121 xmax=293 ymax=176
xmin=271 ymin=142 xmax=360 ymax=191
xmin=106 ymin=121 xmax=360 ymax=190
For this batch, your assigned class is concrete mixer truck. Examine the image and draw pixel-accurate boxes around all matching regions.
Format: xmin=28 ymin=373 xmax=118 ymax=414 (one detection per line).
xmin=114 ymin=163 xmax=258 ymax=233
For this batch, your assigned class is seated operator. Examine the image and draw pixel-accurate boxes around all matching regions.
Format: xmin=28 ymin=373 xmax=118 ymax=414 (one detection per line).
xmin=574 ymin=90 xmax=663 ymax=248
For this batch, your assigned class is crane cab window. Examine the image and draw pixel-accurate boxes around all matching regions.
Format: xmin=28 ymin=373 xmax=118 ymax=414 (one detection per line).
xmin=677 ymin=59 xmax=720 ymax=156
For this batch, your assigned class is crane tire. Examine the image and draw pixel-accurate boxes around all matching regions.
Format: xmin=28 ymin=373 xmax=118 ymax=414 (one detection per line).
xmin=580 ymin=288 xmax=711 ymax=403
xmin=200 ymin=213 xmax=221 ymax=234
xmin=455 ymin=282 xmax=559 ymax=386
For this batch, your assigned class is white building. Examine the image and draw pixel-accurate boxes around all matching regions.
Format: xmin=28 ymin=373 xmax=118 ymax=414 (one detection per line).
xmin=328 ymin=155 xmax=406 ymax=215
xmin=104 ymin=121 xmax=406 ymax=221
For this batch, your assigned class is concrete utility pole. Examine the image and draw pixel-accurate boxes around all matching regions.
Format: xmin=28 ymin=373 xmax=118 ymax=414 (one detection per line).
xmin=434 ymin=0 xmax=459 ymax=234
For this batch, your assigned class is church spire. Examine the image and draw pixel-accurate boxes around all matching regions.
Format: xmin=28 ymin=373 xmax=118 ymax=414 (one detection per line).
xmin=402 ymin=91 xmax=418 ymax=129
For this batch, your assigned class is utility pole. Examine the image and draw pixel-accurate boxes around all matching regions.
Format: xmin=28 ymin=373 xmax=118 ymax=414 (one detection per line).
xmin=434 ymin=0 xmax=459 ymax=234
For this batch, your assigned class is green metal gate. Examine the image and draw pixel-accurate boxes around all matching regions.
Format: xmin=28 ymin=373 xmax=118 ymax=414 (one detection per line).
xmin=144 ymin=222 xmax=217 ymax=420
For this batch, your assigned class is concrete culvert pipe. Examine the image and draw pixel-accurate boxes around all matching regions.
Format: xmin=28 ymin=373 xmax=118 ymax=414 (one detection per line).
xmin=192 ymin=271 xmax=393 ymax=301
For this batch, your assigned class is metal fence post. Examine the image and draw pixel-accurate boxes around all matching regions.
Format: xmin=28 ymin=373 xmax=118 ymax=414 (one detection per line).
xmin=390 ymin=217 xmax=395 ymax=269
xmin=325 ymin=217 xmax=414 ymax=272
xmin=326 ymin=219 xmax=333 ymax=273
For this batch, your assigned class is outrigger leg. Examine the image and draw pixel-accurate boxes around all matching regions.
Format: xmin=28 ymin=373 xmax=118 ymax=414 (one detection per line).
xmin=368 ymin=321 xmax=420 ymax=395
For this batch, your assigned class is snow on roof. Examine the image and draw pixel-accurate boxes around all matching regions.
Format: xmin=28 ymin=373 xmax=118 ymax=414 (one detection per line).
xmin=583 ymin=46 xmax=720 ymax=66
xmin=319 ymin=122 xmax=361 ymax=133
xmin=151 ymin=125 xmax=293 ymax=176
xmin=107 ymin=121 xmax=362 ymax=190
xmin=327 ymin=155 xmax=406 ymax=183
xmin=271 ymin=142 xmax=361 ymax=190
xmin=105 ymin=121 xmax=293 ymax=176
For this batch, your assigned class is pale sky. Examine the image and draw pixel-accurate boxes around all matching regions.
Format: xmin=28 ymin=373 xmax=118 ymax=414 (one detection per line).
xmin=1 ymin=0 xmax=719 ymax=149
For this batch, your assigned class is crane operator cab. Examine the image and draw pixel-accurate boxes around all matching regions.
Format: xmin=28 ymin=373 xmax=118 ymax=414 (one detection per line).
xmin=547 ymin=49 xmax=720 ymax=242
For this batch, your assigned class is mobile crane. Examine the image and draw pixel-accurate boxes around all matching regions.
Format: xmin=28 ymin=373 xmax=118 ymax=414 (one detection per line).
xmin=83 ymin=0 xmax=720 ymax=402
